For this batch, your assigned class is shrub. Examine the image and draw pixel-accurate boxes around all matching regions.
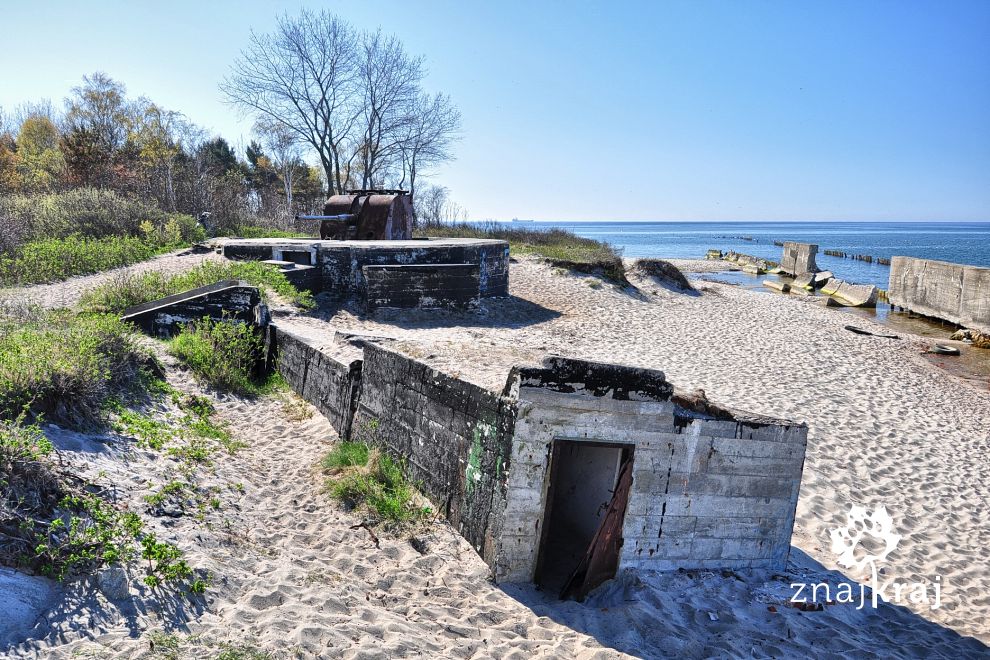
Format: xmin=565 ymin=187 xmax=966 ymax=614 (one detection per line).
xmin=322 ymin=442 xmax=431 ymax=524
xmin=1 ymin=418 xmax=194 ymax=586
xmin=416 ymin=220 xmax=626 ymax=282
xmin=0 ymin=187 xmax=208 ymax=285
xmin=169 ymin=317 xmax=264 ymax=395
xmin=0 ymin=310 xmax=146 ymax=425
xmin=633 ymin=258 xmax=695 ymax=291
xmin=0 ymin=188 xmax=167 ymax=244
xmin=0 ymin=235 xmax=160 ymax=285
xmin=81 ymin=261 xmax=314 ymax=313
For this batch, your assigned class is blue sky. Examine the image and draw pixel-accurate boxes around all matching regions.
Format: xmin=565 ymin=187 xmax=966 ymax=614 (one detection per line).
xmin=2 ymin=1 xmax=988 ymax=221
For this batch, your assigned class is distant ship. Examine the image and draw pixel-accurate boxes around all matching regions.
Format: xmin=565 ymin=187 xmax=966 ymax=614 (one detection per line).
xmin=511 ymin=218 xmax=534 ymax=223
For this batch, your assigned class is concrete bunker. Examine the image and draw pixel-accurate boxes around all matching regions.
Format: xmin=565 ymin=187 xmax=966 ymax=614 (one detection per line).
xmin=116 ymin=277 xmax=809 ymax=600
xmin=274 ymin=330 xmax=809 ymax=598
xmin=222 ymin=237 xmax=510 ymax=311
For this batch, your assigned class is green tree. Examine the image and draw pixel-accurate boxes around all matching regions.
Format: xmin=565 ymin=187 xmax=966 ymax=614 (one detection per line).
xmin=15 ymin=115 xmax=65 ymax=192
xmin=62 ymin=73 xmax=133 ymax=188
xmin=132 ymin=102 xmax=185 ymax=211
xmin=197 ymin=138 xmax=239 ymax=177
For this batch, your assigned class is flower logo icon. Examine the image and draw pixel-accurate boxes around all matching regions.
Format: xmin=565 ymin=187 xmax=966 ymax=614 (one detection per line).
xmin=829 ymin=504 xmax=901 ymax=574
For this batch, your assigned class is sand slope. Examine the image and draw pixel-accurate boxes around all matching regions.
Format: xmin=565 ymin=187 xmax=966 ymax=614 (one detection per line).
xmin=2 ymin=254 xmax=988 ymax=658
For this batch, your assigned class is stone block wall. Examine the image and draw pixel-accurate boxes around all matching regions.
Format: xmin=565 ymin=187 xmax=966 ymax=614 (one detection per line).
xmin=889 ymin=256 xmax=990 ymax=334
xmin=350 ymin=344 xmax=516 ymax=565
xmin=495 ymin=359 xmax=807 ymax=582
xmin=121 ymin=281 xmax=263 ymax=338
xmin=274 ymin=328 xmax=362 ymax=439
xmin=267 ymin=332 xmax=808 ymax=585
xmin=363 ymin=264 xmax=481 ymax=310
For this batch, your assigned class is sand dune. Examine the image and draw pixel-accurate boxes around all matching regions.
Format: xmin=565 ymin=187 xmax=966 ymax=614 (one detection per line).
xmin=3 ymin=254 xmax=989 ymax=658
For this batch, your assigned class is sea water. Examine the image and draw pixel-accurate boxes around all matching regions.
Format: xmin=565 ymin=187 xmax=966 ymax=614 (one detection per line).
xmin=510 ymin=221 xmax=990 ymax=290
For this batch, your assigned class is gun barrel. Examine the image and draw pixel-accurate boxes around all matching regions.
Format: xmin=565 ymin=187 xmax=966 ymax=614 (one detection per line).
xmin=295 ymin=214 xmax=356 ymax=222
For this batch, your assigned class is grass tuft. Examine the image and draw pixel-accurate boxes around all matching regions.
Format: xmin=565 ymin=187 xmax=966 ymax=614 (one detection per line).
xmin=168 ymin=318 xmax=265 ymax=395
xmin=81 ymin=260 xmax=314 ymax=314
xmin=322 ymin=442 xmax=431 ymax=524
xmin=0 ymin=310 xmax=147 ymax=426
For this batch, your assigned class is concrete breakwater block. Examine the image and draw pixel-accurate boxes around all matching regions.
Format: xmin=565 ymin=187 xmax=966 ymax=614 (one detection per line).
xmin=743 ymin=264 xmax=764 ymax=275
xmin=779 ymin=241 xmax=819 ymax=276
xmin=791 ymin=273 xmax=815 ymax=290
xmin=823 ymin=280 xmax=879 ymax=307
xmin=763 ymin=279 xmax=789 ymax=292
xmin=820 ymin=278 xmax=842 ymax=295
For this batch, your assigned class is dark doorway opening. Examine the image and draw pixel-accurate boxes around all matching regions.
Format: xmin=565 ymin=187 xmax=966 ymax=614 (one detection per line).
xmin=534 ymin=440 xmax=634 ymax=599
xmin=281 ymin=250 xmax=313 ymax=266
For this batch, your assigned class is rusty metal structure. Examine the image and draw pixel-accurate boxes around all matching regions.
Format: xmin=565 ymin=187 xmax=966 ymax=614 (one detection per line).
xmin=296 ymin=190 xmax=413 ymax=241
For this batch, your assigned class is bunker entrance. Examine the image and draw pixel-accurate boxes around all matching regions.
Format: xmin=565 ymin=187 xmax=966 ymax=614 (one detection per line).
xmin=535 ymin=441 xmax=634 ymax=600
xmin=280 ymin=250 xmax=314 ymax=266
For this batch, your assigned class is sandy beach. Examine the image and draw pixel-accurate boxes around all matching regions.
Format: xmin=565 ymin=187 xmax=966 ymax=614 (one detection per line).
xmin=2 ymin=253 xmax=989 ymax=658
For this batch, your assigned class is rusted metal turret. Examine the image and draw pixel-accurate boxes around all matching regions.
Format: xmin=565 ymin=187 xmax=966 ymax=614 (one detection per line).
xmin=297 ymin=190 xmax=413 ymax=241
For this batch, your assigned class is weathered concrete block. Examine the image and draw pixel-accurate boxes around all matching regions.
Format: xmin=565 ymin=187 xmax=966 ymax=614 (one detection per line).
xmin=779 ymin=242 xmax=819 ymax=276
xmin=889 ymin=256 xmax=990 ymax=335
xmin=121 ymin=281 xmax=263 ymax=338
xmin=829 ymin=280 xmax=879 ymax=307
xmin=763 ymin=279 xmax=789 ymax=293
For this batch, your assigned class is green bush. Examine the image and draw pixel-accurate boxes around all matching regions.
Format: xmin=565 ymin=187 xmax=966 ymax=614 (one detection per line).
xmin=323 ymin=443 xmax=430 ymax=524
xmin=81 ymin=260 xmax=314 ymax=313
xmin=321 ymin=442 xmax=370 ymax=470
xmin=0 ymin=188 xmax=208 ymax=285
xmin=226 ymin=225 xmax=308 ymax=239
xmin=416 ymin=220 xmax=626 ymax=282
xmin=169 ymin=317 xmax=264 ymax=395
xmin=0 ymin=235 xmax=159 ymax=285
xmin=0 ymin=311 xmax=146 ymax=425
xmin=0 ymin=188 xmax=167 ymax=243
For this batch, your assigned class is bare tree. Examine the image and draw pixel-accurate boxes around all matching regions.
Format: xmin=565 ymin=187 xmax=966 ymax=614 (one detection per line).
xmin=254 ymin=118 xmax=304 ymax=210
xmin=133 ymin=101 xmax=188 ymax=211
xmin=398 ymin=92 xmax=460 ymax=220
xmin=355 ymin=30 xmax=424 ymax=189
xmin=417 ymin=184 xmax=467 ymax=224
xmin=220 ymin=10 xmax=359 ymax=195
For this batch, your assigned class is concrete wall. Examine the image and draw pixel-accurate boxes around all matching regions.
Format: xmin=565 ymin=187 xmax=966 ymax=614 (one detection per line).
xmin=889 ymin=256 xmax=990 ymax=334
xmin=363 ymin=264 xmax=481 ymax=311
xmin=121 ymin=281 xmax=263 ymax=338
xmin=351 ymin=343 xmax=516 ymax=565
xmin=496 ymin=359 xmax=806 ymax=582
xmin=267 ymin=331 xmax=807 ymax=585
xmin=780 ymin=242 xmax=819 ymax=276
xmin=274 ymin=328 xmax=362 ymax=439
xmin=223 ymin=238 xmax=510 ymax=304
